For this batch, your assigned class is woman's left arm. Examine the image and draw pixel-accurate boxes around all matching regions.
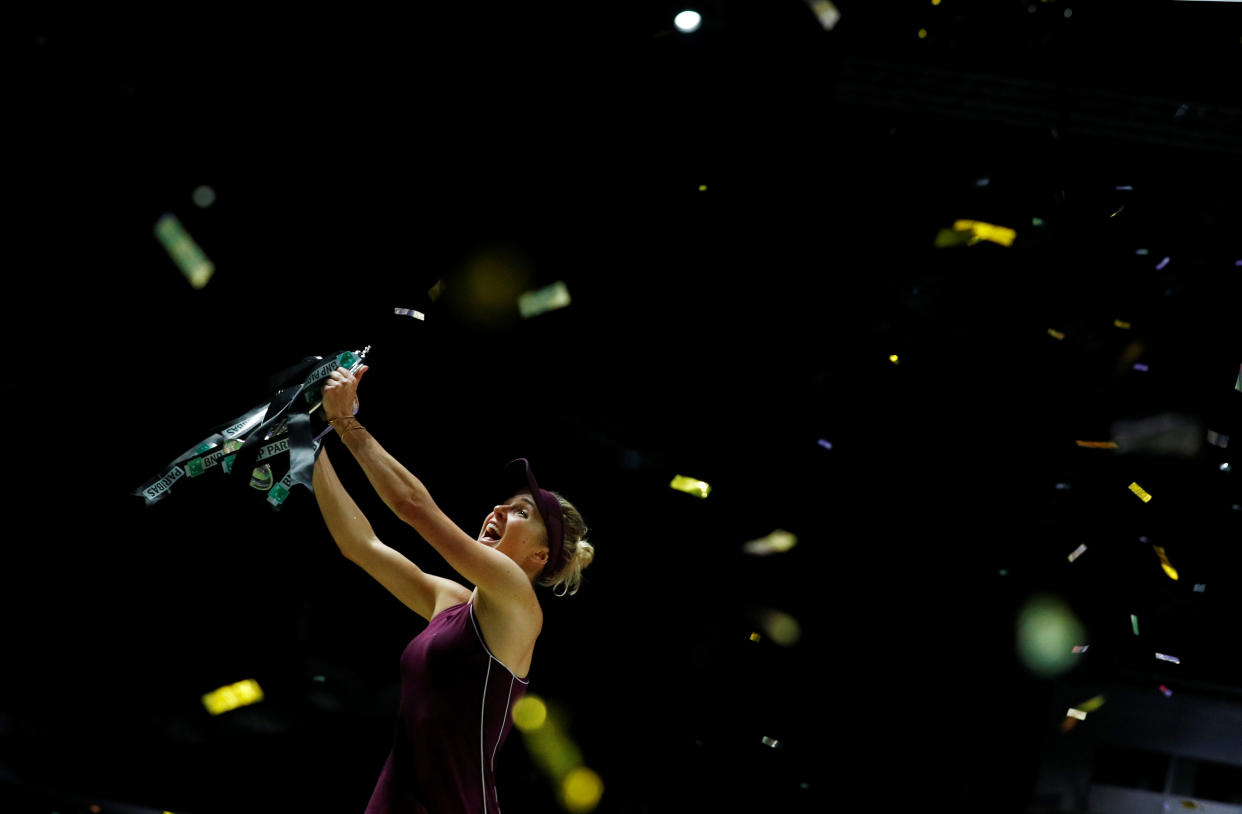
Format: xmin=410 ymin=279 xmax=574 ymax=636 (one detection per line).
xmin=322 ymin=367 xmax=535 ymax=604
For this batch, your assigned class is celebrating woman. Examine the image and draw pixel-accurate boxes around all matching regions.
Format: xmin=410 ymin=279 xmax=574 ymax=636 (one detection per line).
xmin=312 ymin=364 xmax=595 ymax=813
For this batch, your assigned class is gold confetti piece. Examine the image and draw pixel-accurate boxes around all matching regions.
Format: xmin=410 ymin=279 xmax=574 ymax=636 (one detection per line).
xmin=803 ymin=0 xmax=841 ymax=30
xmin=669 ymin=475 xmax=711 ymax=498
xmin=1078 ymin=695 xmax=1106 ymax=713
xmin=154 ymin=213 xmax=214 ymax=289
xmin=756 ymin=608 xmax=802 ymax=646
xmin=1129 ymin=482 xmax=1152 ymax=503
xmin=1076 ymin=440 xmax=1118 ymax=449
xmin=742 ymin=530 xmax=797 ymax=556
xmin=749 ymin=632 xmax=762 ymax=642
xmin=1110 ymin=204 xmax=1125 ymax=218
xmin=953 ymin=219 xmax=1017 ymax=247
xmin=1153 ymin=546 xmax=1179 ymax=580
xmin=1048 ymin=329 xmax=1066 ymax=340
xmin=889 ymin=354 xmax=900 ymax=364
xmin=202 ymin=679 xmax=264 ymax=716
xmin=1066 ymin=708 xmax=1087 ymax=720
xmin=699 ymin=184 xmax=708 ymax=191
xmin=518 ymin=281 xmax=572 ymax=319
xmin=428 ymin=279 xmax=445 ymax=302
xmin=1114 ymin=319 xmax=1132 ymax=330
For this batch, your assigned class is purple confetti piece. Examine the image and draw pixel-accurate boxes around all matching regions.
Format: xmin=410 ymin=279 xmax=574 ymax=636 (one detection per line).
xmin=817 ymin=439 xmax=833 ymax=450
xmin=1133 ymin=363 xmax=1149 ymax=372
xmin=1155 ymin=257 xmax=1171 ymax=270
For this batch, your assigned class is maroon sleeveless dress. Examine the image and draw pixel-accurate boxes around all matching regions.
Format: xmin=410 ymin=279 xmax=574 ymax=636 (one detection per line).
xmin=365 ymin=600 xmax=529 ymax=813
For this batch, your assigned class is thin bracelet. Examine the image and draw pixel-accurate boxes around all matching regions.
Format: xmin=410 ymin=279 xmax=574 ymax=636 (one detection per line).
xmin=340 ymin=423 xmax=366 ymax=436
xmin=327 ymin=415 xmax=356 ymax=423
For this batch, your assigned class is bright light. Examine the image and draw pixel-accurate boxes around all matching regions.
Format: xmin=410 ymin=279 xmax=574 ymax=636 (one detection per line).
xmin=674 ymin=11 xmax=702 ymax=32
xmin=1016 ymin=595 xmax=1086 ymax=678
xmin=513 ymin=696 xmax=548 ymax=732
xmin=562 ymin=767 xmax=605 ymax=813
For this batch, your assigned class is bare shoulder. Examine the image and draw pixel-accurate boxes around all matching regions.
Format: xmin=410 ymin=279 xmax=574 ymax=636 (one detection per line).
xmin=472 ymin=586 xmax=543 ymax=675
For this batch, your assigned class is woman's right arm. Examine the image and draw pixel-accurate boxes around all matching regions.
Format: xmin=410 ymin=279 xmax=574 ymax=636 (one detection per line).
xmin=314 ymin=447 xmax=471 ymax=621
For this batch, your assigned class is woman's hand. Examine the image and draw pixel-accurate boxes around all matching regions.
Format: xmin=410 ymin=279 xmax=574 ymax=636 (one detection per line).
xmin=322 ymin=365 xmax=368 ymax=420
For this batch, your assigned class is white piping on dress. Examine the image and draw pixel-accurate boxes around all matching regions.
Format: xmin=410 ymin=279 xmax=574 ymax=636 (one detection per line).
xmin=468 ymin=602 xmax=531 ymax=684
xmin=480 ymin=657 xmax=492 ymax=814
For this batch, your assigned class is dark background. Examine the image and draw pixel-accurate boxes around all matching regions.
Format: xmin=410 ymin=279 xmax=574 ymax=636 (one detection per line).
xmin=7 ymin=2 xmax=1241 ymax=812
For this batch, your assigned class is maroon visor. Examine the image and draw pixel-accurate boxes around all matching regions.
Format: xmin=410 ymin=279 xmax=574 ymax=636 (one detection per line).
xmin=505 ymin=458 xmax=564 ymax=580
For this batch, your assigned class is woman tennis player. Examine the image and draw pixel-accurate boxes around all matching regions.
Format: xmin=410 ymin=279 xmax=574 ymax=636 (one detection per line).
xmin=312 ymin=364 xmax=594 ymax=813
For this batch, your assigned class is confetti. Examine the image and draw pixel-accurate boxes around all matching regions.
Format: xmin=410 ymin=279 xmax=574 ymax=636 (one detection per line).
xmin=1072 ymin=645 xmax=1089 ymax=653
xmin=1048 ymin=329 xmax=1066 ymax=340
xmin=1066 ymin=708 xmax=1087 ymax=721
xmin=669 ymin=475 xmax=711 ymax=499
xmin=518 ymin=281 xmax=572 ymax=319
xmin=202 ymin=679 xmax=264 ymax=716
xmin=1068 ymin=544 xmax=1087 ymax=562
xmin=742 ymin=530 xmax=798 ymax=556
xmin=1207 ymin=430 xmax=1230 ymax=448
xmin=1159 ymin=685 xmax=1173 ymax=697
xmin=1115 ymin=186 xmax=1133 ymax=191
xmin=1055 ymin=482 xmax=1072 ymax=490
xmin=1194 ymin=584 xmax=1206 ymax=592
xmin=934 ymin=219 xmax=1017 ymax=248
xmin=1133 ymin=363 xmax=1149 ymax=372
xmin=817 ymin=439 xmax=833 ymax=450
xmin=761 ymin=736 xmax=782 ymax=749
xmin=756 ymin=609 xmax=802 ymax=646
xmin=1136 ymin=249 xmax=1149 ymax=255
xmin=428 ymin=280 xmax=445 ymax=302
xmin=889 ymin=354 xmax=900 ymax=364
xmin=1078 ymin=695 xmax=1106 ymax=713
xmin=749 ymin=632 xmax=762 ymax=642
xmin=1110 ymin=205 xmax=1125 ymax=218
xmin=1155 ymin=653 xmax=1180 ymax=664
xmin=154 ymin=213 xmax=214 ymax=289
xmin=1129 ymin=482 xmax=1153 ymax=503
xmin=1076 ymin=440 xmax=1118 ymax=449
xmin=803 ymin=0 xmax=841 ymax=30
xmin=1156 ymin=256 xmax=1171 ymax=270
xmin=1114 ymin=319 xmax=1132 ymax=330
xmin=393 ymin=307 xmax=425 ymax=320
xmin=1235 ymin=364 xmax=1241 ymax=392
xmin=1153 ymin=546 xmax=1179 ymax=580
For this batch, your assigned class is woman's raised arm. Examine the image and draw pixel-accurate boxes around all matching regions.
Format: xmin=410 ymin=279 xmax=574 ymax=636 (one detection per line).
xmin=313 ymin=446 xmax=471 ymax=620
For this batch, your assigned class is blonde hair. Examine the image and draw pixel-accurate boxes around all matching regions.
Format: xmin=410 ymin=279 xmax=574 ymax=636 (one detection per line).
xmin=537 ymin=491 xmax=594 ymax=597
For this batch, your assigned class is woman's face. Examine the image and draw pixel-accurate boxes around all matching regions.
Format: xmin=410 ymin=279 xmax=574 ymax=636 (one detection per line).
xmin=477 ymin=490 xmax=549 ymax=566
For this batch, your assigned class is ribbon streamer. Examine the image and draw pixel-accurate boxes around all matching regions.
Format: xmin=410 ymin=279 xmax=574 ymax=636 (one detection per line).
xmin=133 ymin=347 xmax=369 ymax=509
